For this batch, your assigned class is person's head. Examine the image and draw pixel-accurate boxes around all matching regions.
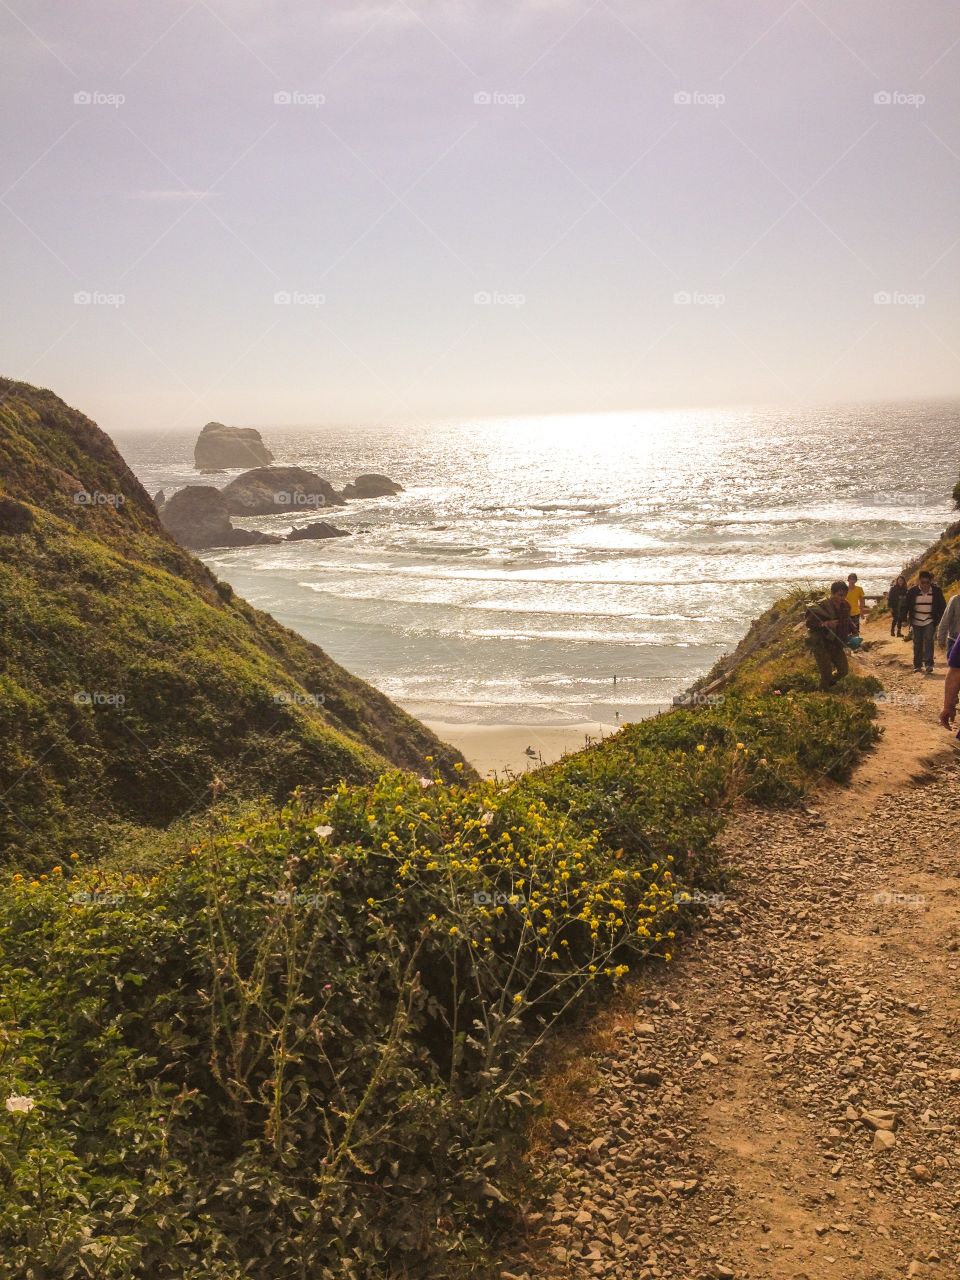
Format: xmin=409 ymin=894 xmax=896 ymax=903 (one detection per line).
xmin=848 ymin=573 xmax=858 ymax=585
xmin=919 ymin=571 xmax=934 ymax=589
xmin=830 ymin=580 xmax=848 ymax=600
xmin=896 ymin=575 xmax=907 ymax=588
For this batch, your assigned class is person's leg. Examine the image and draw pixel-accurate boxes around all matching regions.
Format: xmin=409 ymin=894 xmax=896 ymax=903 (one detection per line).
xmin=835 ymin=644 xmax=849 ymax=682
xmin=812 ymin=643 xmax=835 ymax=689
xmin=923 ymin=624 xmax=935 ymax=671
xmin=913 ymin=625 xmax=923 ymax=670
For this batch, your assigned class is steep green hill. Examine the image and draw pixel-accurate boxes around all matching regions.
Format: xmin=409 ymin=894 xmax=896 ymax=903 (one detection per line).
xmin=0 ymin=378 xmax=466 ymax=864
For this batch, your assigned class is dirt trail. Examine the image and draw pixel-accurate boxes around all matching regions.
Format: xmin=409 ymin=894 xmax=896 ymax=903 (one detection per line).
xmin=505 ymin=620 xmax=960 ymax=1280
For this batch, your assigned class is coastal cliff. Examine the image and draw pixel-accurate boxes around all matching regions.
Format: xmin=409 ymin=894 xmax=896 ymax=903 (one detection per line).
xmin=0 ymin=410 xmax=956 ymax=1279
xmin=0 ymin=378 xmax=467 ymax=864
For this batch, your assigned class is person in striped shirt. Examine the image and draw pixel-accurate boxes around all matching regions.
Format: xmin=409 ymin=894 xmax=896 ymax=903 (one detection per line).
xmin=904 ymin=571 xmax=947 ymax=674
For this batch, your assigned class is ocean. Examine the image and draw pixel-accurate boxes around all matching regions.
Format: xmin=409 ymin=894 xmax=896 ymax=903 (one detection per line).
xmin=116 ymin=402 xmax=958 ymax=728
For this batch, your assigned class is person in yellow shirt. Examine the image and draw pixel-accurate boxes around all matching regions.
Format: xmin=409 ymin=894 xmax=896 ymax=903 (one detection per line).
xmin=846 ymin=572 xmax=865 ymax=633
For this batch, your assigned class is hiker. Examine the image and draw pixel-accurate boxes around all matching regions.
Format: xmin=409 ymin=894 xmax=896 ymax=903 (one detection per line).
xmin=904 ymin=571 xmax=946 ymax=675
xmin=888 ymin=574 xmax=908 ymax=636
xmin=846 ymin=573 xmax=865 ymax=633
xmin=937 ymin=589 xmax=960 ymax=655
xmin=939 ymin=633 xmax=960 ymax=730
xmin=805 ymin=581 xmax=851 ymax=689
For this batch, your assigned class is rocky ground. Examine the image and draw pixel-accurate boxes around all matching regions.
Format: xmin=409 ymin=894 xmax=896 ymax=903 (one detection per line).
xmin=503 ymin=622 xmax=960 ymax=1280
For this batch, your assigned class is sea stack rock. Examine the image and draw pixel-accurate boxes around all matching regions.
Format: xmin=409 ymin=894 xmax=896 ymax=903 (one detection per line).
xmin=221 ymin=466 xmax=345 ymax=515
xmin=286 ymin=521 xmax=351 ymax=542
xmin=341 ymin=473 xmax=403 ymax=499
xmin=194 ymin=422 xmax=274 ymax=471
xmin=159 ymin=485 xmax=281 ymax=550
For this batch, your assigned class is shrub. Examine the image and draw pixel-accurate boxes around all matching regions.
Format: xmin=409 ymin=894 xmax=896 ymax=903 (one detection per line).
xmin=0 ymin=689 xmax=878 ymax=1277
xmin=0 ymin=767 xmax=688 ymax=1278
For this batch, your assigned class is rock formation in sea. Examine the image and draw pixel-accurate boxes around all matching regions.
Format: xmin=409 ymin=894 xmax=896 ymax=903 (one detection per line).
xmin=221 ymin=466 xmax=345 ymax=514
xmin=286 ymin=521 xmax=352 ymax=541
xmin=341 ymin=473 xmax=403 ymax=498
xmin=159 ymin=485 xmax=281 ymax=549
xmin=194 ymin=422 xmax=274 ymax=471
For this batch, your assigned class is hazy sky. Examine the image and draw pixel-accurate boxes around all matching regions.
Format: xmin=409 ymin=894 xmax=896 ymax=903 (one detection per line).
xmin=2 ymin=0 xmax=959 ymax=432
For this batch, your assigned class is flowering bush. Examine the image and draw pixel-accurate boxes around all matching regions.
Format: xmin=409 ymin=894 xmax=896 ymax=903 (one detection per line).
xmin=0 ymin=689 xmax=877 ymax=1278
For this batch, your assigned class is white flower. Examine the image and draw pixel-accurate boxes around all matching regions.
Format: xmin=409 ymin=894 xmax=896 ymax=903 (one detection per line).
xmin=479 ymin=810 xmax=494 ymax=827
xmin=313 ymin=825 xmax=334 ymax=841
xmin=418 ymin=776 xmax=433 ymax=789
xmin=5 ymin=1095 xmax=35 ymax=1114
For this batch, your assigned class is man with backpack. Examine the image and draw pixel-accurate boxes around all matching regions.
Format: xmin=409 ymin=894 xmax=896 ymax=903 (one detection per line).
xmin=904 ymin=571 xmax=946 ymax=674
xmin=806 ymin=581 xmax=852 ymax=689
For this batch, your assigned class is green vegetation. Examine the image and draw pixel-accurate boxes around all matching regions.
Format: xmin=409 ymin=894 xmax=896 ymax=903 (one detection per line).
xmin=0 ymin=379 xmax=466 ymax=866
xmin=0 ymin=692 xmax=877 ymax=1278
xmin=0 ymin=379 xmax=890 ymax=1277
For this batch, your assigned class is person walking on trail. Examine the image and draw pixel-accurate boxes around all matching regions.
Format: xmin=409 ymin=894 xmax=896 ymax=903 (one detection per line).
xmin=806 ymin=581 xmax=851 ymax=690
xmin=939 ymin=632 xmax=960 ymax=730
xmin=904 ymin=570 xmax=946 ymax=675
xmin=888 ymin=574 xmax=909 ymax=637
xmin=846 ymin=573 xmax=865 ymax=633
xmin=937 ymin=589 xmax=960 ymax=655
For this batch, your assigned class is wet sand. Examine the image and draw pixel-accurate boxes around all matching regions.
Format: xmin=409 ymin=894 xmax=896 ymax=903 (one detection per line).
xmin=424 ymin=719 xmax=624 ymax=776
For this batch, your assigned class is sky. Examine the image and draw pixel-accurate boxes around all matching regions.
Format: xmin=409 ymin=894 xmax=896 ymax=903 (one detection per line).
xmin=1 ymin=0 xmax=959 ymax=433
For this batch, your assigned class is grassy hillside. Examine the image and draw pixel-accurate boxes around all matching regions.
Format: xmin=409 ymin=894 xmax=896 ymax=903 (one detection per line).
xmin=902 ymin=517 xmax=960 ymax=595
xmin=8 ymin=386 xmax=941 ymax=1279
xmin=0 ymin=680 xmax=877 ymax=1279
xmin=0 ymin=378 xmax=467 ymax=864
xmin=0 ymin=580 xmax=880 ymax=1277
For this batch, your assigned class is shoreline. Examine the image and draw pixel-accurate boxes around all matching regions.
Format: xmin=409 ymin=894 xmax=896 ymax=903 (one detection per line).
xmin=422 ymin=718 xmax=627 ymax=776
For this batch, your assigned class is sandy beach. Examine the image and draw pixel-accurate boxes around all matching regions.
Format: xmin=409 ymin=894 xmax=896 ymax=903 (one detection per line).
xmin=423 ymin=719 xmax=625 ymax=776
